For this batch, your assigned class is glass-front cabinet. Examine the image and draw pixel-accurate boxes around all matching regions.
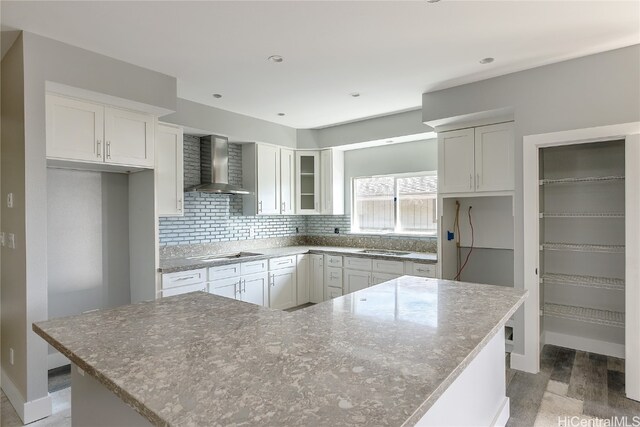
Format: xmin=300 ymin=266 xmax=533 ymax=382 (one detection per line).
xmin=296 ymin=151 xmax=320 ymax=214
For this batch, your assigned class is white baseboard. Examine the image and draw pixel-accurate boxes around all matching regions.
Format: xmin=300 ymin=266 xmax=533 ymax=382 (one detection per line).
xmin=491 ymin=397 xmax=510 ymax=427
xmin=48 ymin=352 xmax=70 ymax=370
xmin=1 ymin=368 xmax=52 ymax=424
xmin=543 ymin=331 xmax=625 ymax=358
xmin=509 ymin=351 xmax=538 ymax=373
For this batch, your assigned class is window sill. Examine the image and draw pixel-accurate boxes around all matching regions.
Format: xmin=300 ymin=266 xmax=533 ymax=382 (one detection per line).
xmin=348 ymin=231 xmax=437 ymax=239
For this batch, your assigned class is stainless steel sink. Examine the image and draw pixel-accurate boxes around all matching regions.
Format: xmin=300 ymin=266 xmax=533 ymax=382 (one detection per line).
xmin=186 ymin=252 xmax=263 ymax=262
xmin=360 ymin=249 xmax=411 ymax=256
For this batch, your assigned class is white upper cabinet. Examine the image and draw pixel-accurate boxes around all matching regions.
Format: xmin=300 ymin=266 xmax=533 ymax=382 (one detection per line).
xmin=320 ymin=149 xmax=345 ymax=215
xmin=104 ymin=107 xmax=155 ymax=168
xmin=296 ymin=151 xmax=321 ymax=214
xmin=46 ymin=94 xmax=105 ymax=163
xmin=438 ymin=122 xmax=514 ymax=194
xmin=156 ymin=123 xmax=184 ymax=217
xmin=46 ymin=93 xmax=155 ymax=169
xmin=474 ymin=123 xmax=514 ymax=192
xmin=256 ymin=144 xmax=280 ymax=215
xmin=280 ymin=148 xmax=296 ymax=215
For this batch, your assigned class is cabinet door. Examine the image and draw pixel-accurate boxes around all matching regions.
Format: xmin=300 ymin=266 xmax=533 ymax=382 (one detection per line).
xmin=296 ymin=151 xmax=320 ymax=214
xmin=438 ymin=128 xmax=475 ymax=194
xmin=209 ymin=277 xmax=240 ymax=300
xmin=372 ymin=272 xmax=400 ymax=285
xmin=320 ymin=149 xmax=345 ymax=215
xmin=280 ymin=148 xmax=295 ymax=214
xmin=309 ymin=254 xmax=324 ymax=304
xmin=269 ymin=268 xmax=297 ymax=310
xmin=46 ymin=94 xmax=105 ymax=163
xmin=241 ymin=273 xmax=268 ymax=306
xmin=344 ymin=269 xmax=372 ymax=294
xmin=296 ymin=255 xmax=310 ymax=305
xmin=156 ymin=123 xmax=184 ymax=216
xmin=257 ymin=144 xmax=280 ymax=215
xmin=104 ymin=107 xmax=155 ymax=168
xmin=474 ymin=122 xmax=514 ymax=192
xmin=327 ymin=287 xmax=342 ymax=299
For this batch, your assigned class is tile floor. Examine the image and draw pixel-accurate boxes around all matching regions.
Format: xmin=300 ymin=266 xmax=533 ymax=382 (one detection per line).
xmin=2 ymin=345 xmax=638 ymax=426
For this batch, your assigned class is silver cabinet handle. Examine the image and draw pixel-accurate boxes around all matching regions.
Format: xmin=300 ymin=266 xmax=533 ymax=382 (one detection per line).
xmin=281 ymin=201 xmax=286 ymax=212
xmin=96 ymin=140 xmax=102 ymax=158
xmin=476 ymin=173 xmax=480 ymax=190
xmin=174 ymin=275 xmax=196 ymax=282
xmin=106 ymin=141 xmax=111 ymax=159
xmin=258 ymin=201 xmax=263 ymax=213
xmin=177 ymin=199 xmax=182 ymax=212
xmin=469 ymin=174 xmax=473 ymax=190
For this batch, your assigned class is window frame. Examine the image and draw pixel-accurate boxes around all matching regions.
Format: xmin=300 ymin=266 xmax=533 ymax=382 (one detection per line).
xmin=351 ymin=171 xmax=437 ymax=236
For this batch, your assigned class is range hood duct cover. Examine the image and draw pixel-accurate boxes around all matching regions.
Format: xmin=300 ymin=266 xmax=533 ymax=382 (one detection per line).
xmin=187 ymin=135 xmax=252 ymax=195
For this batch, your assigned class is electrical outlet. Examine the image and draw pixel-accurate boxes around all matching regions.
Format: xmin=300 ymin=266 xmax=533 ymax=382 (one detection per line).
xmin=6 ymin=193 xmax=13 ymax=208
xmin=295 ymin=227 xmax=299 ymax=233
xmin=334 ymin=227 xmax=340 ymax=234
xmin=8 ymin=233 xmax=15 ymax=249
xmin=249 ymin=227 xmax=255 ymax=238
xmin=9 ymin=348 xmax=14 ymax=365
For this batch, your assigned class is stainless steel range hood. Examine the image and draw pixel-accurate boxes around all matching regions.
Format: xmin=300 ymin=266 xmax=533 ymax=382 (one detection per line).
xmin=187 ymin=135 xmax=252 ymax=195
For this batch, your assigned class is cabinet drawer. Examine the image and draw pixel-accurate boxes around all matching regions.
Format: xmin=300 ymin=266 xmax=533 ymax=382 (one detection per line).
xmin=344 ymin=256 xmax=372 ymax=271
xmin=325 ymin=255 xmax=343 ymax=268
xmin=269 ymin=255 xmax=297 ymax=270
xmin=326 ymin=287 xmax=342 ymax=300
xmin=325 ymin=267 xmax=343 ymax=288
xmin=371 ymin=259 xmax=404 ymax=275
xmin=241 ymin=259 xmax=268 ymax=275
xmin=162 ymin=268 xmax=207 ymax=289
xmin=372 ymin=272 xmax=401 ymax=285
xmin=411 ymin=263 xmax=437 ymax=278
xmin=161 ymin=282 xmax=206 ymax=297
xmin=208 ymin=263 xmax=241 ymax=280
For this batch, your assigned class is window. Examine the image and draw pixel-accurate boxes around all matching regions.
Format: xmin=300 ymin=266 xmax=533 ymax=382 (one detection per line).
xmin=352 ymin=172 xmax=437 ymax=235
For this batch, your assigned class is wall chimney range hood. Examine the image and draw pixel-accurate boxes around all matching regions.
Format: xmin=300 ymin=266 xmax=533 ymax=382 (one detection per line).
xmin=187 ymin=135 xmax=252 ymax=195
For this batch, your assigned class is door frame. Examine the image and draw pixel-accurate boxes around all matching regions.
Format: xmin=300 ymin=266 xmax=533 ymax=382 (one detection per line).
xmin=521 ymin=121 xmax=640 ymax=401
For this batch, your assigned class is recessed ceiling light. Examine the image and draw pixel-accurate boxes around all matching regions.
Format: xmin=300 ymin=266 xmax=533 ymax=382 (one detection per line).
xmin=386 ymin=140 xmax=394 ymax=144
xmin=212 ymin=93 xmax=222 ymax=99
xmin=350 ymin=92 xmax=361 ymax=98
xmin=277 ymin=113 xmax=286 ymax=116
xmin=479 ymin=57 xmax=495 ymax=64
xmin=268 ymin=55 xmax=284 ymax=63
xmin=426 ymin=0 xmax=441 ymax=3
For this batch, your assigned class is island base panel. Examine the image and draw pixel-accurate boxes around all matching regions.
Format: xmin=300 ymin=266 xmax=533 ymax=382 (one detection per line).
xmin=416 ymin=329 xmax=509 ymax=426
xmin=71 ymin=365 xmax=152 ymax=427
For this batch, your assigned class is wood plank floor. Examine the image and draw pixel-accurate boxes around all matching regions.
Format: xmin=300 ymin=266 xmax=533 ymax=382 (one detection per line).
xmin=507 ymin=344 xmax=640 ymax=426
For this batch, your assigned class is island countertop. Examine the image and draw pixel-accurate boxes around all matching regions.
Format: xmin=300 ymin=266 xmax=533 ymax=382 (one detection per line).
xmin=33 ymin=277 xmax=527 ymax=427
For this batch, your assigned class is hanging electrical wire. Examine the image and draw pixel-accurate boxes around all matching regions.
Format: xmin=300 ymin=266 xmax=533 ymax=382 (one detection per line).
xmin=453 ymin=201 xmax=461 ymax=274
xmin=454 ymin=206 xmax=474 ymax=281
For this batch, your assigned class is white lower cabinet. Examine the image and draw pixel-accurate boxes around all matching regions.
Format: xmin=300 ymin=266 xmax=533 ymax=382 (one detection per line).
xmin=209 ymin=276 xmax=241 ymax=299
xmin=344 ymin=269 xmax=372 ymax=294
xmin=161 ymin=282 xmax=207 ymax=298
xmin=405 ymin=262 xmax=437 ymax=278
xmin=296 ymin=254 xmax=310 ymax=306
xmin=309 ymin=254 xmax=324 ymax=303
xmin=327 ymin=287 xmax=342 ymax=299
xmin=269 ymin=267 xmax=297 ymax=310
xmin=240 ymin=273 xmax=269 ymax=306
xmin=372 ymin=272 xmax=400 ymax=285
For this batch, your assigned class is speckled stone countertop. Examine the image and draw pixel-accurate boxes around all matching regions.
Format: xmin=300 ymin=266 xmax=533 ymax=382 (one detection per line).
xmin=33 ymin=276 xmax=526 ymax=427
xmin=159 ymin=245 xmax=438 ymax=273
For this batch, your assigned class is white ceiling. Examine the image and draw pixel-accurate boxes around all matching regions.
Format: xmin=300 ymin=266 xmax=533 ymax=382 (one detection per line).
xmin=2 ymin=1 xmax=639 ymax=129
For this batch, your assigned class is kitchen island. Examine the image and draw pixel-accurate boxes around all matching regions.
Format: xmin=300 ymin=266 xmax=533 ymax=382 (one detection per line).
xmin=33 ymin=276 xmax=526 ymax=426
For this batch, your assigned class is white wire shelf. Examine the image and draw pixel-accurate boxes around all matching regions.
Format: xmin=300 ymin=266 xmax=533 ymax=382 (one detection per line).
xmin=541 ymin=242 xmax=625 ymax=253
xmin=541 ymin=273 xmax=624 ymax=291
xmin=540 ymin=212 xmax=624 ymax=218
xmin=539 ymin=175 xmax=625 ymax=185
xmin=544 ymin=303 xmax=624 ymax=328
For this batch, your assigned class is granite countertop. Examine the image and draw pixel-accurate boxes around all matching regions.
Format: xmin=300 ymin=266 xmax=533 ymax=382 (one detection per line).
xmin=159 ymin=245 xmax=438 ymax=273
xmin=34 ymin=276 xmax=526 ymax=427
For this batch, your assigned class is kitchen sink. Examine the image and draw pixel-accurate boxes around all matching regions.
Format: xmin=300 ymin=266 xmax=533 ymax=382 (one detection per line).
xmin=186 ymin=252 xmax=263 ymax=262
xmin=360 ymin=249 xmax=411 ymax=256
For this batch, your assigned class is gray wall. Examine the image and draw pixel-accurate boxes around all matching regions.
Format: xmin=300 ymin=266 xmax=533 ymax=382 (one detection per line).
xmin=422 ymin=44 xmax=640 ymax=354
xmin=1 ymin=33 xmax=28 ymax=398
xmin=162 ymin=98 xmax=298 ymax=148
xmin=2 ymin=30 xmax=177 ymax=406
xmin=297 ymin=108 xmax=432 ymax=148
xmin=47 ymin=169 xmax=131 ymax=325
